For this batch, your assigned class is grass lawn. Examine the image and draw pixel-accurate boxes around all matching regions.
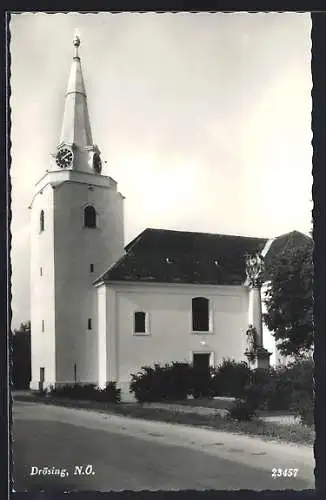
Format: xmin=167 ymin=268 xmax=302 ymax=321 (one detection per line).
xmin=171 ymin=397 xmax=235 ymax=410
xmin=13 ymin=392 xmax=314 ymax=446
xmin=166 ymin=398 xmax=298 ymax=418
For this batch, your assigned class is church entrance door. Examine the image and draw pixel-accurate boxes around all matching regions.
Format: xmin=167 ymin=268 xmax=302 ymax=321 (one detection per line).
xmin=192 ymin=352 xmax=211 ymax=372
xmin=192 ymin=352 xmax=211 ymax=398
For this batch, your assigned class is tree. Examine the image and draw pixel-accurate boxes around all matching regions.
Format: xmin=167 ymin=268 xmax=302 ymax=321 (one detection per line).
xmin=12 ymin=321 xmax=31 ymax=389
xmin=263 ymin=241 xmax=313 ymax=357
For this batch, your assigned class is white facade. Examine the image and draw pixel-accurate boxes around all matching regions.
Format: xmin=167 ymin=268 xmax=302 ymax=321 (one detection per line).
xmin=96 ymin=282 xmax=252 ymax=399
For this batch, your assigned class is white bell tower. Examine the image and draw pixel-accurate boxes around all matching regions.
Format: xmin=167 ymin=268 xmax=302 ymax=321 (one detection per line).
xmin=30 ymin=34 xmax=124 ymax=390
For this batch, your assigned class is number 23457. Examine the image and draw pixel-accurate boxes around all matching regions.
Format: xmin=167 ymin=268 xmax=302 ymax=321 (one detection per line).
xmin=272 ymin=468 xmax=298 ymax=478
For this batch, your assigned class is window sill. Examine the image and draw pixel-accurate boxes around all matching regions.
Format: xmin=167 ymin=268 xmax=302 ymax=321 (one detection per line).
xmin=133 ymin=332 xmax=151 ymax=337
xmin=192 ymin=331 xmax=214 ymax=335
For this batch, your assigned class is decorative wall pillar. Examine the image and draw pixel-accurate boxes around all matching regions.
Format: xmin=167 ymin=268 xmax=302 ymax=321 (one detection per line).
xmin=97 ymin=285 xmax=107 ymax=388
xmin=107 ymin=286 xmax=118 ymax=383
xmin=245 ymin=253 xmax=271 ymax=369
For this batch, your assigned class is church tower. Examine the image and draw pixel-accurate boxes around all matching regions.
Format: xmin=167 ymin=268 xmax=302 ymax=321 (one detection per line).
xmin=30 ymin=34 xmax=124 ymax=390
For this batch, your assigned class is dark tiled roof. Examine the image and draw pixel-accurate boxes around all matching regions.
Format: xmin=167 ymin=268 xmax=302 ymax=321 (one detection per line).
xmin=94 ymin=228 xmax=268 ymax=286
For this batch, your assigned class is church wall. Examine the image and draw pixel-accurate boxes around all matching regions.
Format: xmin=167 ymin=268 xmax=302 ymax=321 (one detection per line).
xmin=30 ymin=185 xmax=56 ymax=389
xmin=52 ymin=177 xmax=124 ymax=384
xmin=107 ymin=282 xmax=249 ymax=398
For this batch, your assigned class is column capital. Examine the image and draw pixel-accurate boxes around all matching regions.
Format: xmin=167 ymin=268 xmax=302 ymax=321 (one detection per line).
xmin=245 ymin=253 xmax=265 ymax=288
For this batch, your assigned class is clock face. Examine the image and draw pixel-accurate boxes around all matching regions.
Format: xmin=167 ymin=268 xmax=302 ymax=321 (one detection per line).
xmin=93 ymin=153 xmax=102 ymax=173
xmin=56 ymin=148 xmax=73 ymax=169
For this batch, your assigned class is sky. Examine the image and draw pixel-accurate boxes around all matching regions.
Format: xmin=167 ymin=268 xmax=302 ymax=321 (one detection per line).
xmin=9 ymin=12 xmax=312 ymax=328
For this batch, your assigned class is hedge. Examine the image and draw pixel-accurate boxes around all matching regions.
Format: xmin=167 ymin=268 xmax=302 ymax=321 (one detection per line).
xmin=49 ymin=382 xmax=121 ymax=403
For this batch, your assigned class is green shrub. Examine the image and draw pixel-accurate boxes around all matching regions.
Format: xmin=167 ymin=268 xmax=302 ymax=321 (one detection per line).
xmin=265 ymin=368 xmax=293 ymax=411
xmin=95 ymin=382 xmax=121 ymax=403
xmin=284 ymin=358 xmax=313 ymax=393
xmin=129 ymin=362 xmax=193 ymax=403
xmin=242 ymin=383 xmax=267 ymax=410
xmin=247 ymin=368 xmax=277 ymax=410
xmin=50 ymin=382 xmax=120 ymax=403
xmin=227 ymin=398 xmax=258 ymax=421
xmin=289 ymin=390 xmax=314 ymax=427
xmin=51 ymin=383 xmax=97 ymax=400
xmin=211 ymin=359 xmax=251 ymax=398
xmin=190 ymin=366 xmax=215 ymax=399
xmin=274 ymin=358 xmax=314 ymax=418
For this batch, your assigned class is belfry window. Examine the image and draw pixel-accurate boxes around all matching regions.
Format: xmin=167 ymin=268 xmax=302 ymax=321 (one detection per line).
xmin=84 ymin=205 xmax=97 ymax=228
xmin=192 ymin=297 xmax=210 ymax=332
xmin=40 ymin=210 xmax=45 ymax=232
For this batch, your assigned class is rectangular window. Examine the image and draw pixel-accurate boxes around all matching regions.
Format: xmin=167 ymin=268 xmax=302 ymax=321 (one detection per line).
xmin=90 ymin=264 xmax=94 ymax=273
xmin=41 ymin=320 xmax=44 ymax=332
xmin=40 ymin=267 xmax=43 ymax=276
xmin=88 ymin=318 xmax=92 ymax=330
xmin=134 ymin=311 xmax=149 ymax=335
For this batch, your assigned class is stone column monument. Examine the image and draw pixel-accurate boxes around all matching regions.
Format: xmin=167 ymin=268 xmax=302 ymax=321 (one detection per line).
xmin=245 ymin=253 xmax=272 ymax=369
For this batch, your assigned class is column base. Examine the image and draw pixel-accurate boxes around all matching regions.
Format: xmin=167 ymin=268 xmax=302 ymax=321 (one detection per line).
xmin=245 ymin=347 xmax=272 ymax=369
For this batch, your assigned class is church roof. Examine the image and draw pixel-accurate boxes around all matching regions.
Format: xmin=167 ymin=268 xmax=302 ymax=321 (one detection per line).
xmin=94 ymin=228 xmax=268 ymax=286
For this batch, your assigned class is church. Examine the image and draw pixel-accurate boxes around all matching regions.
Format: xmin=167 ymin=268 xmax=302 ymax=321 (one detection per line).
xmin=29 ymin=35 xmax=310 ymax=400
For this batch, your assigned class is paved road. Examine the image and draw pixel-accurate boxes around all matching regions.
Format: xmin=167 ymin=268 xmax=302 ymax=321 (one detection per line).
xmin=12 ymin=401 xmax=314 ymax=492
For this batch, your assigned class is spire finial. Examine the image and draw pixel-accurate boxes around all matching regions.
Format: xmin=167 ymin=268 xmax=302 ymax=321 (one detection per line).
xmin=73 ymin=30 xmax=81 ymax=59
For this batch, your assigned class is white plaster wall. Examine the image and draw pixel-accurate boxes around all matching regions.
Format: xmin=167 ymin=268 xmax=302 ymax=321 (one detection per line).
xmin=30 ymin=167 xmax=124 ymax=388
xmin=106 ymin=282 xmax=249 ymax=392
xmin=53 ymin=175 xmax=124 ymax=384
xmin=30 ymin=184 xmax=56 ymax=389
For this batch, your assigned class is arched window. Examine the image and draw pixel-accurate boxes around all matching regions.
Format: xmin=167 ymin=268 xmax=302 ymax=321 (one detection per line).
xmin=84 ymin=205 xmax=97 ymax=228
xmin=192 ymin=297 xmax=210 ymax=332
xmin=134 ymin=311 xmax=147 ymax=334
xmin=40 ymin=210 xmax=45 ymax=232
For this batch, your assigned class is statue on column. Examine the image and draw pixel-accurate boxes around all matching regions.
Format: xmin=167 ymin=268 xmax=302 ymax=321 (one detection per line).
xmin=245 ymin=324 xmax=257 ymax=353
xmin=245 ymin=253 xmax=265 ymax=288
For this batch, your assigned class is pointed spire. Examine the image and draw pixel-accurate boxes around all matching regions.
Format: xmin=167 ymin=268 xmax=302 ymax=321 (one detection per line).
xmin=59 ymin=32 xmax=93 ymax=149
